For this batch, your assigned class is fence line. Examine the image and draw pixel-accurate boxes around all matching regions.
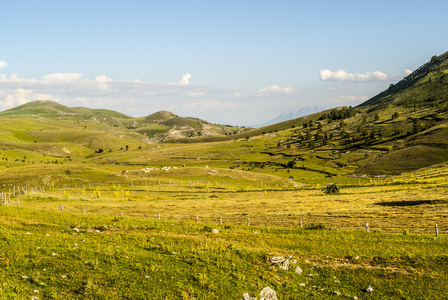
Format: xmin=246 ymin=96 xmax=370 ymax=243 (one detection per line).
xmin=0 ymin=201 xmax=445 ymax=236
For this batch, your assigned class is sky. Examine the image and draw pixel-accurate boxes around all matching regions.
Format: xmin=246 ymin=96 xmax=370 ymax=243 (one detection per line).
xmin=0 ymin=0 xmax=447 ymax=126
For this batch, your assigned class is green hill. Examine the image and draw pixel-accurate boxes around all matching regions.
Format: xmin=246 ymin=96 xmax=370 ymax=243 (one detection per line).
xmin=1 ymin=52 xmax=448 ymax=176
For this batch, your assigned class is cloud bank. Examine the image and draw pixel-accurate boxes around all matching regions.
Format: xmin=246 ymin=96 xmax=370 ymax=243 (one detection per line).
xmin=258 ymin=85 xmax=295 ymax=95
xmin=319 ymin=69 xmax=413 ymax=82
xmin=0 ymin=61 xmax=302 ymax=125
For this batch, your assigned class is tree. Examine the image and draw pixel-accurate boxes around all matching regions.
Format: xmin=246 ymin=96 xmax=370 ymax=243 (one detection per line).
xmin=286 ymin=160 xmax=296 ymax=169
xmin=323 ymin=183 xmax=340 ymax=194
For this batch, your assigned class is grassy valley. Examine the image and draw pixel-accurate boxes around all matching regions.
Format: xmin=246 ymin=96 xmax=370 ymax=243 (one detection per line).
xmin=1 ymin=52 xmax=448 ymax=299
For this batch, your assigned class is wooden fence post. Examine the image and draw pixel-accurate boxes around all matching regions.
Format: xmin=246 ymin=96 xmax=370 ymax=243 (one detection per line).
xmin=158 ymin=213 xmax=161 ymax=220
xmin=365 ymin=222 xmax=370 ymax=232
xmin=435 ymin=224 xmax=439 ymax=237
xmin=196 ymin=216 xmax=199 ymax=223
xmin=247 ymin=218 xmax=250 ymax=226
xmin=219 ymin=218 xmax=222 ymax=225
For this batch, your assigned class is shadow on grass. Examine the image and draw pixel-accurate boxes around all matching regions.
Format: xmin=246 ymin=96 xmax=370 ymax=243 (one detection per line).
xmin=375 ymin=199 xmax=448 ymax=207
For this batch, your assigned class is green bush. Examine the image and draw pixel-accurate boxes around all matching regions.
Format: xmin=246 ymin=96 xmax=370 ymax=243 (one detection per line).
xmin=323 ymin=183 xmax=340 ymax=194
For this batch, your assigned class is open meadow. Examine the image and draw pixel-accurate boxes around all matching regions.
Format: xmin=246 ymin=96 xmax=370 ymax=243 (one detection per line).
xmin=1 ymin=161 xmax=448 ymax=299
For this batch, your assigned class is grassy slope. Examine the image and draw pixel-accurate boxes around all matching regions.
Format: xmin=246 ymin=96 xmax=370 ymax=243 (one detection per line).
xmin=0 ymin=206 xmax=447 ymax=299
xmin=0 ymin=54 xmax=448 ymax=298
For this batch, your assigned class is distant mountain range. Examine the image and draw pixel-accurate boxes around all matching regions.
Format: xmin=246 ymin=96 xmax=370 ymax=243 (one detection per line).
xmin=258 ymin=106 xmax=327 ymax=127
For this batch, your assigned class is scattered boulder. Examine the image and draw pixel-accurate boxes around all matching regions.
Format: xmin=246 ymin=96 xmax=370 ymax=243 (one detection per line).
xmin=259 ymin=287 xmax=278 ymax=300
xmin=241 ymin=293 xmax=256 ymax=300
xmin=365 ymin=286 xmax=374 ymax=293
xmin=294 ymin=266 xmax=303 ymax=275
xmin=241 ymin=287 xmax=278 ymax=300
xmin=211 ymin=229 xmax=219 ymax=234
xmin=267 ymin=256 xmax=286 ymax=265
xmin=267 ymin=256 xmax=290 ymax=270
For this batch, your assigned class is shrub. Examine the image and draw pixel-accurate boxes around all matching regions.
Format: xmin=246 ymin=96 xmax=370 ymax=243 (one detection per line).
xmin=323 ymin=183 xmax=340 ymax=194
xmin=305 ymin=223 xmax=327 ymax=230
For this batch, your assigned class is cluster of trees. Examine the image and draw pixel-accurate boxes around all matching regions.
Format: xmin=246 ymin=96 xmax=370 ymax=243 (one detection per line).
xmin=319 ymin=106 xmax=357 ymax=121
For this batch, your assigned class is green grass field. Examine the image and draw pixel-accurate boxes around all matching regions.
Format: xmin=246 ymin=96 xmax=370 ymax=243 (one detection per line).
xmin=1 ymin=53 xmax=448 ymax=298
xmin=0 ymin=161 xmax=447 ymax=298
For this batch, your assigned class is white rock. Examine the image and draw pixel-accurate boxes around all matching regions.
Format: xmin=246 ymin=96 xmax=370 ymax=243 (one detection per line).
xmin=299 ymin=283 xmax=306 ymax=287
xmin=268 ymin=256 xmax=286 ymax=265
xmin=365 ymin=286 xmax=373 ymax=293
xmin=211 ymin=229 xmax=219 ymax=234
xmin=241 ymin=293 xmax=256 ymax=300
xmin=259 ymin=286 xmax=278 ymax=300
xmin=279 ymin=259 xmax=290 ymax=270
xmin=295 ymin=266 xmax=303 ymax=275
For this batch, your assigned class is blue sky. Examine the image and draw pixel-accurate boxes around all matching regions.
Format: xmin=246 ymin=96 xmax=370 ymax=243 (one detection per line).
xmin=1 ymin=0 xmax=447 ymax=126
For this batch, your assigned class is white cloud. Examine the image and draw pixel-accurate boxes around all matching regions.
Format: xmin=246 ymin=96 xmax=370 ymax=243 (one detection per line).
xmin=180 ymin=73 xmax=191 ymax=85
xmin=95 ymin=74 xmax=112 ymax=82
xmin=0 ymin=61 xmax=7 ymax=69
xmin=327 ymin=95 xmax=370 ymax=104
xmin=258 ymin=85 xmax=295 ymax=95
xmin=402 ymin=69 xmax=413 ymax=77
xmin=319 ymin=68 xmax=416 ymax=82
xmin=183 ymin=99 xmax=238 ymax=110
xmin=0 ymin=69 xmax=298 ymax=125
xmin=319 ymin=69 xmax=389 ymax=82
xmin=0 ymin=88 xmax=32 ymax=109
xmin=42 ymin=73 xmax=83 ymax=81
xmin=188 ymin=91 xmax=204 ymax=97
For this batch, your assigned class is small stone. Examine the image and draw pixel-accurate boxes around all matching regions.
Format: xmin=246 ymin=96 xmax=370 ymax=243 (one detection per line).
xmin=294 ymin=266 xmax=303 ymax=275
xmin=241 ymin=293 xmax=256 ymax=300
xmin=299 ymin=283 xmax=306 ymax=287
xmin=51 ymin=253 xmax=58 ymax=256
xmin=365 ymin=286 xmax=373 ymax=293
xmin=333 ymin=291 xmax=341 ymax=296
xmin=259 ymin=287 xmax=278 ymax=300
xmin=268 ymin=256 xmax=286 ymax=265
xmin=290 ymin=259 xmax=297 ymax=264
xmin=353 ymin=297 xmax=358 ymax=300
xmin=279 ymin=259 xmax=290 ymax=270
xmin=211 ymin=229 xmax=219 ymax=234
